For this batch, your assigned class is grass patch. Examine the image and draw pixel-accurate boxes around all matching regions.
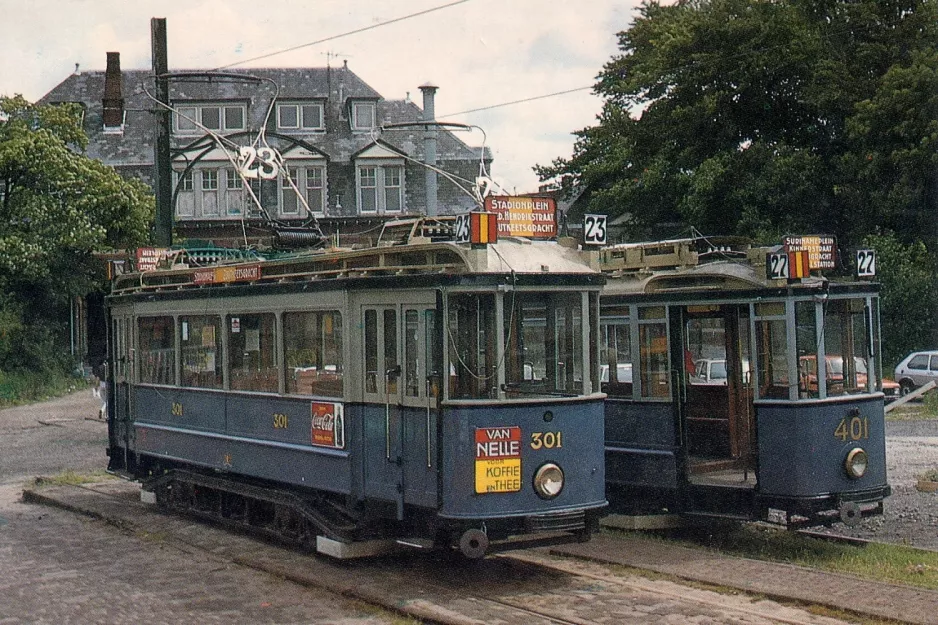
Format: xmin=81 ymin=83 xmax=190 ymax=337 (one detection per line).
xmin=0 ymin=369 xmax=88 ymax=408
xmin=645 ymin=524 xmax=938 ymax=590
xmin=32 ymin=469 xmax=113 ymax=488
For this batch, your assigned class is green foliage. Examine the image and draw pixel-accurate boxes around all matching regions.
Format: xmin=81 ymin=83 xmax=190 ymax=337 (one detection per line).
xmin=539 ymin=0 xmax=938 ymax=252
xmin=0 ymin=96 xmax=154 ymax=378
xmin=862 ymin=233 xmax=937 ymax=365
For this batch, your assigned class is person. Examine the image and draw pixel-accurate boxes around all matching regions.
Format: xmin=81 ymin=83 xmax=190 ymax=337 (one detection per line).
xmin=96 ymin=364 xmax=107 ymax=419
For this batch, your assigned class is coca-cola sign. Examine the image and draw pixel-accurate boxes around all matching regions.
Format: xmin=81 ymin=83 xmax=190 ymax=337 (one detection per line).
xmin=311 ymin=402 xmax=345 ymax=449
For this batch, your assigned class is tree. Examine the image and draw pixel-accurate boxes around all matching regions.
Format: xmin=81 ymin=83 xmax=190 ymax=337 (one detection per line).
xmin=537 ymin=0 xmax=938 ymax=250
xmin=0 ymin=95 xmax=153 ymax=372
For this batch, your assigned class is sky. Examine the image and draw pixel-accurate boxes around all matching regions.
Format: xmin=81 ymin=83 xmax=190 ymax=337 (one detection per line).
xmin=0 ymin=0 xmax=642 ymax=194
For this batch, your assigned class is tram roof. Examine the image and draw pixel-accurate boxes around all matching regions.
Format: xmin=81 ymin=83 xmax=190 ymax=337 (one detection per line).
xmin=110 ymin=238 xmax=600 ymax=296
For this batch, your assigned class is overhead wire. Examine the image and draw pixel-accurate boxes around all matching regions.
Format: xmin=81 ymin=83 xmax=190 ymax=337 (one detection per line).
xmin=212 ymin=0 xmax=473 ymax=71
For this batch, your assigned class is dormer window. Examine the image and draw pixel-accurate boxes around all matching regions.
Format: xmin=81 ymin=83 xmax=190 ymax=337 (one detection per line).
xmin=277 ymin=102 xmax=324 ymax=132
xmin=174 ymin=104 xmax=246 ymax=135
xmin=350 ymin=101 xmax=376 ymax=131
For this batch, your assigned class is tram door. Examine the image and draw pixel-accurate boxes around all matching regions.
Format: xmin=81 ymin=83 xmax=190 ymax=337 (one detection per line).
xmin=110 ymin=313 xmax=134 ymax=467
xmin=678 ymin=305 xmax=755 ymax=480
xmin=362 ymin=302 xmax=439 ymax=519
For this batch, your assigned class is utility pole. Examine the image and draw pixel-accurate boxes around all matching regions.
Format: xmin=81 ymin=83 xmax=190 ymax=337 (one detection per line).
xmin=151 ymin=17 xmax=172 ymax=246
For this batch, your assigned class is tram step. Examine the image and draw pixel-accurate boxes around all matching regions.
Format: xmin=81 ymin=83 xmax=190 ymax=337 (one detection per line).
xmin=316 ymin=536 xmax=400 ymax=559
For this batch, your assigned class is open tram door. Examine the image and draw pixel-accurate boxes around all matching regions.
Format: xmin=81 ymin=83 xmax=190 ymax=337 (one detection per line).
xmin=360 ymin=298 xmax=440 ymax=521
xmin=675 ymin=304 xmax=757 ymax=511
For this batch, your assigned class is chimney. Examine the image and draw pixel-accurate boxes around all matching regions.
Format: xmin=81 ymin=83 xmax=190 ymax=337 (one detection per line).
xmin=420 ymin=83 xmax=438 ymax=217
xmin=102 ymin=52 xmax=124 ymax=129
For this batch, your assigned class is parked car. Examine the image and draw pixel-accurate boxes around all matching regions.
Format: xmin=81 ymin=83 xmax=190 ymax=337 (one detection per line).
xmin=800 ymin=355 xmax=900 ymax=401
xmin=894 ymin=350 xmax=938 ymax=396
xmin=600 ymin=362 xmax=633 ymax=384
xmin=691 ymin=358 xmax=728 ymax=385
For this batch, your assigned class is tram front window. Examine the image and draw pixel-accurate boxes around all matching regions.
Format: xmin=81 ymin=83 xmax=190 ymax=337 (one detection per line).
xmin=448 ymin=294 xmax=498 ymax=399
xmin=503 ymin=292 xmax=585 ymax=398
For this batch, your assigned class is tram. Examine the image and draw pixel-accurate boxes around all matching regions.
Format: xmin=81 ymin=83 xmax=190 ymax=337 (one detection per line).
xmin=597 ymin=236 xmax=890 ymax=527
xmin=104 ymin=218 xmax=607 ymax=558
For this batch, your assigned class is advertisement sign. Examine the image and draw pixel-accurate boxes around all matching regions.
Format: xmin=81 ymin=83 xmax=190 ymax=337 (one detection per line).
xmin=474 ymin=426 xmax=522 ymax=494
xmin=484 ymin=196 xmax=557 ymax=239
xmin=311 ymin=402 xmax=345 ymax=449
xmin=135 ymin=247 xmax=170 ymax=272
xmin=782 ymin=235 xmax=837 ymax=270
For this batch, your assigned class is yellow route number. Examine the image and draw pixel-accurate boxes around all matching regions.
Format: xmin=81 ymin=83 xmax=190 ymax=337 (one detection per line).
xmin=834 ymin=416 xmax=868 ymax=441
xmin=530 ymin=431 xmax=563 ymax=450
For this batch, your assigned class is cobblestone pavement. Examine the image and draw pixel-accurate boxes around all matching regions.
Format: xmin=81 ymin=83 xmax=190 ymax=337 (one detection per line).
xmin=0 ymin=392 xmax=398 ymax=625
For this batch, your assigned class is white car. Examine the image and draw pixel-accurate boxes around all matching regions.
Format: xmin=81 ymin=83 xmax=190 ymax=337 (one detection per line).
xmin=894 ymin=350 xmax=938 ymax=395
xmin=600 ymin=363 xmax=633 ymax=384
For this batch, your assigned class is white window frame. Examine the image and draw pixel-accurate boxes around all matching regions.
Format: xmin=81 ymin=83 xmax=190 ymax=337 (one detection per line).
xmin=173 ymin=103 xmax=247 ymax=135
xmin=175 ymin=170 xmax=195 ymax=217
xmin=350 ymin=101 xmax=376 ymax=132
xmin=277 ymin=102 xmax=325 ymax=132
xmin=200 ymin=169 xmax=220 ymax=217
xmin=226 ymin=170 xmax=245 ymax=216
xmin=278 ymin=163 xmax=327 ymax=217
xmin=356 ymin=161 xmax=404 ymax=215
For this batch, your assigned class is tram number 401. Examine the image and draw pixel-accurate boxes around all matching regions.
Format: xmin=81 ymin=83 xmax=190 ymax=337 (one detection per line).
xmin=834 ymin=416 xmax=869 ymax=441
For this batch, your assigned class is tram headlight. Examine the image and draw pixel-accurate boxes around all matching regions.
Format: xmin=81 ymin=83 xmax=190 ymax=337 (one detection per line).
xmin=845 ymin=448 xmax=868 ymax=479
xmin=533 ymin=463 xmax=564 ymax=499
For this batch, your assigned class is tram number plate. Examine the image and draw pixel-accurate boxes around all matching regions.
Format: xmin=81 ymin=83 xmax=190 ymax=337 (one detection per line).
xmin=834 ymin=416 xmax=869 ymax=441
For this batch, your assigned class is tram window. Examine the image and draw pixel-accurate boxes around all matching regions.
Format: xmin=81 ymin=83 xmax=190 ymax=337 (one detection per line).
xmin=138 ymin=316 xmax=175 ymax=385
xmin=795 ymin=301 xmax=820 ymax=399
xmin=823 ymin=299 xmax=870 ymax=396
xmin=284 ymin=311 xmax=343 ymax=397
xmin=449 ymin=293 xmax=497 ymax=399
xmin=404 ymin=309 xmax=419 ymax=397
xmin=756 ymin=318 xmax=789 ymax=399
xmin=180 ymin=315 xmax=223 ymax=389
xmin=385 ymin=309 xmax=399 ymax=395
xmin=600 ymin=305 xmax=633 ymax=397
xmin=228 ymin=313 xmax=278 ymax=393
xmin=503 ymin=292 xmax=585 ymax=397
xmin=364 ymin=310 xmax=379 ymax=393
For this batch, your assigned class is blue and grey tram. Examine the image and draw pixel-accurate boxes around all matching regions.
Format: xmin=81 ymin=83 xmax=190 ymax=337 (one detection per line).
xmin=105 ymin=235 xmax=607 ymax=558
xmin=597 ymin=238 xmax=890 ymax=527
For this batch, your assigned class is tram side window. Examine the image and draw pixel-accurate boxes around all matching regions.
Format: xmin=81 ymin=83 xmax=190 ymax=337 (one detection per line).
xmin=600 ymin=305 xmax=633 ymax=398
xmin=795 ymin=301 xmax=820 ymax=399
xmin=638 ymin=307 xmax=669 ymax=399
xmin=755 ymin=303 xmax=789 ymax=399
xmin=823 ymin=299 xmax=870 ymax=396
xmin=284 ymin=311 xmax=344 ymax=397
xmin=180 ymin=316 xmax=223 ymax=388
xmin=228 ymin=313 xmax=278 ymax=393
xmin=449 ymin=293 xmax=497 ymax=399
xmin=138 ymin=316 xmax=175 ymax=385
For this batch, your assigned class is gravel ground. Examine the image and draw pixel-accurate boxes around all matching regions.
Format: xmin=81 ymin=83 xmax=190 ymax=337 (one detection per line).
xmin=821 ymin=406 xmax=938 ymax=550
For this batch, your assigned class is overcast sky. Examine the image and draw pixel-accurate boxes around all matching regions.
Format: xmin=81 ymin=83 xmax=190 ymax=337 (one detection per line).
xmin=0 ymin=0 xmax=642 ymax=193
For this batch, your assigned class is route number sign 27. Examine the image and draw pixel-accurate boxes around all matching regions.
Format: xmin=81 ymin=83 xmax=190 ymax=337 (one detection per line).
xmin=583 ymin=214 xmax=607 ymax=245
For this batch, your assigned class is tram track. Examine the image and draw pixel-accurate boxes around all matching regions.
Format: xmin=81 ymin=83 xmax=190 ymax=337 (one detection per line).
xmin=25 ymin=481 xmax=922 ymax=625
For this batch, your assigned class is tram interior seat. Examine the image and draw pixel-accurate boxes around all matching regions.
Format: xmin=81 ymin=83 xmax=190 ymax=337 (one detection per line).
xmin=230 ymin=369 xmax=280 ymax=393
xmin=685 ymin=384 xmax=730 ymax=457
xmin=292 ymin=367 xmax=343 ymax=397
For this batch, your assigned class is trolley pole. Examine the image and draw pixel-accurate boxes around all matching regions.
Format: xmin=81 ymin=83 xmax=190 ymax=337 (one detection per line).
xmin=151 ymin=17 xmax=173 ymax=247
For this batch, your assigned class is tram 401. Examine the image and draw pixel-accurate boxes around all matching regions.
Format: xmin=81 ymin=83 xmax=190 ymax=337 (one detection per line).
xmin=104 ymin=217 xmax=607 ymax=559
xmin=597 ymin=236 xmax=891 ymax=527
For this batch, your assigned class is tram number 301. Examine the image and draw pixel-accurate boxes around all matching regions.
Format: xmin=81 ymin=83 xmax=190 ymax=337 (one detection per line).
xmin=834 ymin=416 xmax=869 ymax=441
xmin=530 ymin=431 xmax=563 ymax=450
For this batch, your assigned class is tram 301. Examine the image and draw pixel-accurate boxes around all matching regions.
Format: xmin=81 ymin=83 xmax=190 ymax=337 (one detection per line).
xmin=105 ymin=219 xmax=607 ymax=559
xmin=598 ymin=236 xmax=891 ymax=527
